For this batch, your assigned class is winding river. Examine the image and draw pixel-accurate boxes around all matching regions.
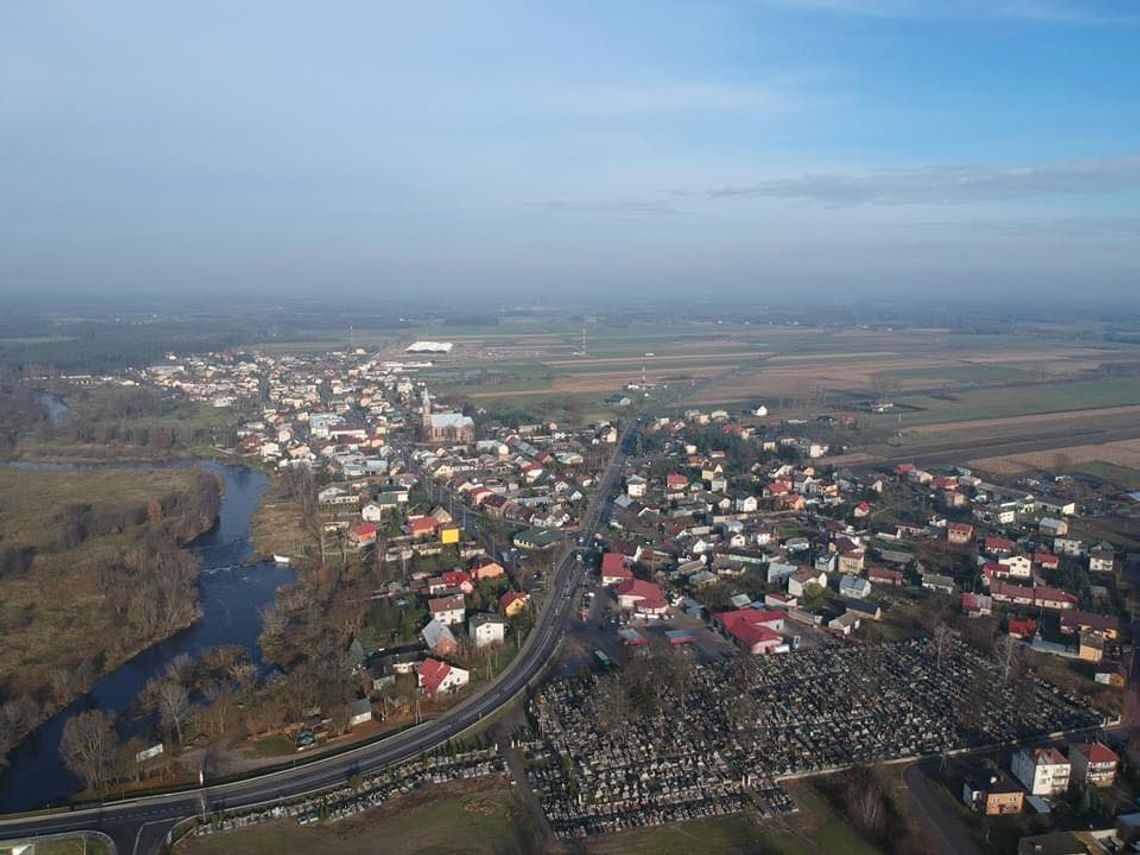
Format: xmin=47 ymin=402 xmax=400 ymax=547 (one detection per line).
xmin=0 ymin=461 xmax=296 ymax=812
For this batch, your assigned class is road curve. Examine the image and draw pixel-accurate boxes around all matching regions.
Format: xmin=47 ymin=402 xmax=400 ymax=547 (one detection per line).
xmin=0 ymin=418 xmax=641 ymax=854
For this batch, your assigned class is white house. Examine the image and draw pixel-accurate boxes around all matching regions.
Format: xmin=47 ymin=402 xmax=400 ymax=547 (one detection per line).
xmin=417 ymin=658 xmax=470 ymax=696
xmin=788 ymin=568 xmax=828 ymax=598
xmin=626 ymin=475 xmax=647 ymax=499
xmin=428 ymin=595 xmax=466 ymax=626
xmin=1069 ymin=742 xmax=1119 ymax=788
xmin=348 ymin=698 xmax=373 ymax=728
xmin=361 ymin=501 xmax=385 ymax=522
xmin=468 ymin=614 xmax=507 ymax=648
xmin=998 ymin=555 xmax=1032 ymax=579
xmin=839 ymin=576 xmax=872 ymax=600
xmin=1012 ymin=747 xmax=1070 ymax=796
xmin=1089 ymin=550 xmax=1116 ymax=574
xmin=1054 ymin=537 xmax=1084 ymax=557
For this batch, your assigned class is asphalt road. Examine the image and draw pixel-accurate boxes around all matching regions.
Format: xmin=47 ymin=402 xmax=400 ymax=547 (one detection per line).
xmin=0 ymin=418 xmax=640 ymax=854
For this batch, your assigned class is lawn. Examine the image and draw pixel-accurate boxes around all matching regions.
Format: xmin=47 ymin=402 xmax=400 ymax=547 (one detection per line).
xmin=2 ymin=836 xmax=112 ymax=855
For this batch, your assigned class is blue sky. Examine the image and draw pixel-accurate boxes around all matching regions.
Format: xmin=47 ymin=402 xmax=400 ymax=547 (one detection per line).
xmin=1 ymin=0 xmax=1137 ymax=303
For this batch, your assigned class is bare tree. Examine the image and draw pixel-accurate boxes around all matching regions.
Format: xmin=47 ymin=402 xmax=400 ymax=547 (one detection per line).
xmin=0 ymin=695 xmax=39 ymax=769
xmin=153 ymin=680 xmax=193 ymax=745
xmin=60 ymin=710 xmax=118 ymax=793
xmin=932 ymin=623 xmax=952 ymax=668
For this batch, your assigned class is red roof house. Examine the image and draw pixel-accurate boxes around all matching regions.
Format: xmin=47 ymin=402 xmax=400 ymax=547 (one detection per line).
xmin=600 ymin=552 xmax=634 ymax=586
xmin=349 ymin=522 xmax=378 ymax=546
xmin=408 ymin=516 xmax=438 ymax=537
xmin=614 ymin=579 xmax=668 ymax=615
xmin=715 ymin=608 xmax=786 ymax=654
xmin=1008 ymin=617 xmax=1037 ymax=639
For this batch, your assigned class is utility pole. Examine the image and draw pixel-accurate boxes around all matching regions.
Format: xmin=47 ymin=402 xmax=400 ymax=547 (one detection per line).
xmin=198 ymin=767 xmax=207 ymax=823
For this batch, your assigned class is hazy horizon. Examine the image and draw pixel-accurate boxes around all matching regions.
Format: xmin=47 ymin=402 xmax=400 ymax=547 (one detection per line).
xmin=2 ymin=1 xmax=1138 ymax=302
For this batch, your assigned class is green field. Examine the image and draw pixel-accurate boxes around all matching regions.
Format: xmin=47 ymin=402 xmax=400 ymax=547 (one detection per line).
xmin=866 ymin=377 xmax=1140 ymax=428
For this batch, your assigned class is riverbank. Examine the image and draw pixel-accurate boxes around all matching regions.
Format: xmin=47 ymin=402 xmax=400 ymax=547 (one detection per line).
xmin=0 ymin=465 xmax=221 ymax=769
xmin=0 ymin=463 xmax=297 ymax=813
xmin=249 ymin=474 xmax=314 ymax=564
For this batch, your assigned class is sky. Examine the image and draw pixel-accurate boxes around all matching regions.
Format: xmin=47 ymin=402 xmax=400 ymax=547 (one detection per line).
xmin=0 ymin=0 xmax=1137 ymax=305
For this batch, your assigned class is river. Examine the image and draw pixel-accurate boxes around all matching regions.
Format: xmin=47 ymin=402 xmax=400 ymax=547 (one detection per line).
xmin=0 ymin=461 xmax=297 ymax=812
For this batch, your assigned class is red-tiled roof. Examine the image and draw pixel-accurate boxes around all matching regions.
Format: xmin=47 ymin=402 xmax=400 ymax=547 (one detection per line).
xmin=601 ymin=552 xmax=633 ymax=580
xmin=614 ymin=578 xmax=667 ymax=610
xmin=501 ymin=590 xmax=529 ymax=608
xmin=429 ymin=595 xmax=464 ymax=614
xmin=418 ymin=658 xmax=451 ymax=694
xmin=1073 ymin=741 xmax=1119 ymax=765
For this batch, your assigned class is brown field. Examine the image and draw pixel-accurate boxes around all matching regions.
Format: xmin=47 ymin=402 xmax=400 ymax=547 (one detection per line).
xmin=686 ymin=346 xmax=1117 ymax=405
xmin=902 ymin=404 xmax=1140 ymax=438
xmin=465 ymin=364 xmax=735 ymax=399
xmin=969 ymin=438 xmax=1140 ymax=477
xmin=545 ymin=350 xmax=767 ymax=368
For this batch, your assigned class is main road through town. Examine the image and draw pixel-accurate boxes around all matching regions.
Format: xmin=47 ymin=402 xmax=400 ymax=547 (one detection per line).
xmin=0 ymin=416 xmax=643 ymax=855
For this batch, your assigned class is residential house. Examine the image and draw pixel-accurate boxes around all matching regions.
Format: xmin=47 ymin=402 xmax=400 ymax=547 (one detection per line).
xmin=626 ymin=475 xmax=647 ymax=498
xmin=428 ymin=595 xmax=465 ymax=626
xmin=615 ymin=579 xmax=669 ymax=616
xmin=1069 ymin=742 xmax=1119 ymax=788
xmin=839 ymin=576 xmax=871 ymax=600
xmin=921 ymin=573 xmax=956 ymax=595
xmin=837 ymin=548 xmax=865 ymax=575
xmin=984 ymin=536 xmax=1016 ymax=557
xmin=1008 ymin=617 xmax=1037 ymax=639
xmin=867 ymin=567 xmax=905 ymax=587
xmin=417 ymin=658 xmax=470 ymax=695
xmin=421 ymin=619 xmax=459 ymax=656
xmin=1054 ymin=537 xmax=1084 ymax=558
xmin=828 ymin=610 xmax=861 ymax=635
xmin=501 ymin=590 xmax=530 ymax=618
xmin=468 ymin=614 xmax=507 ymax=648
xmin=999 ymin=555 xmax=1033 ymax=579
xmin=766 ymin=561 xmax=798 ymax=585
xmin=1089 ymin=547 xmax=1117 ymax=574
xmin=962 ymin=592 xmax=994 ymax=617
xmin=408 ymin=516 xmax=438 ymax=538
xmin=472 ymin=560 xmax=505 ymax=582
xmin=349 ymin=522 xmax=378 ymax=547
xmin=714 ymin=608 xmax=785 ymax=654
xmin=600 ymin=552 xmax=634 ymax=586
xmin=348 ymin=698 xmax=374 ymax=729
xmin=788 ymin=567 xmax=828 ymax=598
xmin=1012 ymin=747 xmax=1070 ymax=796
xmin=844 ymin=599 xmax=882 ymax=621
xmin=1060 ymin=611 xmax=1119 ymax=640
xmin=1039 ymin=517 xmax=1069 ymax=538
xmin=962 ymin=770 xmax=1024 ymax=816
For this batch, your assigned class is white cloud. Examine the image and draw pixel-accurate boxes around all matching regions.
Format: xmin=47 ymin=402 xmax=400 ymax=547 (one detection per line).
xmin=695 ymin=156 xmax=1140 ymax=205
